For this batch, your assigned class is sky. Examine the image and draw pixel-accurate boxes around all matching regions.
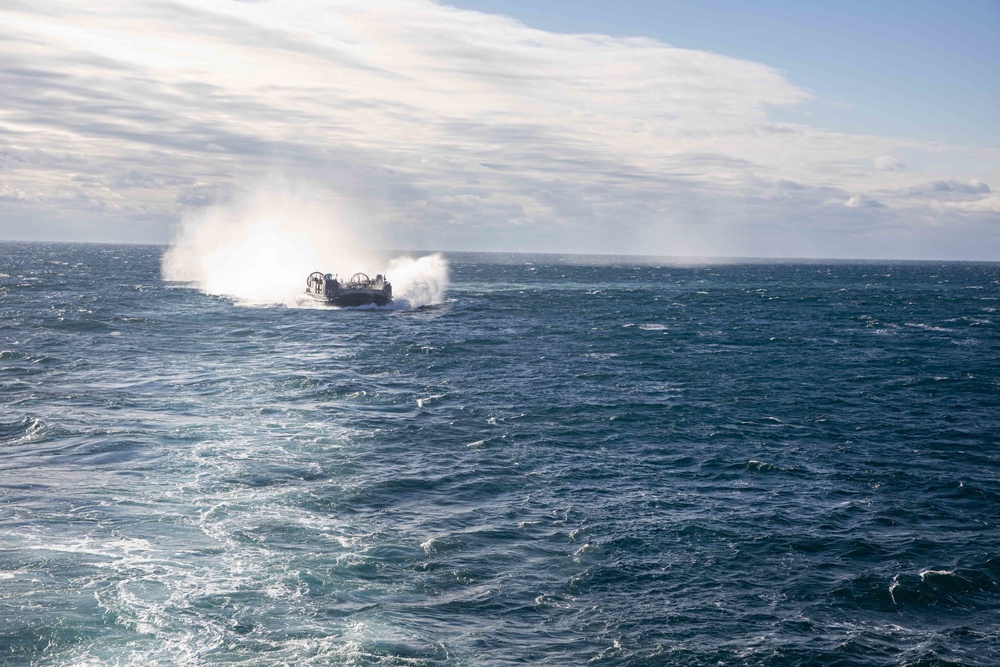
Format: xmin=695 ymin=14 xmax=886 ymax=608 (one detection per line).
xmin=1 ymin=0 xmax=998 ymax=259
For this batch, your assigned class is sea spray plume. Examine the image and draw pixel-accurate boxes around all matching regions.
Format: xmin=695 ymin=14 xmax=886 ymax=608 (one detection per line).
xmin=162 ymin=181 xmax=380 ymax=306
xmin=384 ymin=254 xmax=449 ymax=308
xmin=162 ymin=178 xmax=448 ymax=308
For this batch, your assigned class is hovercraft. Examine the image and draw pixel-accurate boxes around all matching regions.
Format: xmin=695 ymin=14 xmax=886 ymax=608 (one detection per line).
xmin=306 ymin=271 xmax=393 ymax=307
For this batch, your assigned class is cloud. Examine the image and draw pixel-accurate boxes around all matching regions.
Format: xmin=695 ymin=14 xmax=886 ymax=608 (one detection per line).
xmin=0 ymin=0 xmax=998 ymax=258
xmin=0 ymin=184 xmax=29 ymax=201
xmin=874 ymin=155 xmax=904 ymax=171
xmin=844 ymin=194 xmax=885 ymax=209
xmin=908 ymin=180 xmax=991 ymax=196
xmin=935 ymin=196 xmax=1000 ymax=213
xmin=177 ymin=188 xmax=218 ymax=207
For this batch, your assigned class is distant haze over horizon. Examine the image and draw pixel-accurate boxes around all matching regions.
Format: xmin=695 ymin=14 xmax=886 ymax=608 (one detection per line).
xmin=7 ymin=239 xmax=1000 ymax=268
xmin=2 ymin=0 xmax=998 ymax=261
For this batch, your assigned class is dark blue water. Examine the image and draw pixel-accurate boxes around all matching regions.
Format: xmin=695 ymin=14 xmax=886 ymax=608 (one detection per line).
xmin=2 ymin=242 xmax=999 ymax=666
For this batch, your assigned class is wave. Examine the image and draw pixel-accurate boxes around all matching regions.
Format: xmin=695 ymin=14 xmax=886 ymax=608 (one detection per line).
xmin=0 ymin=416 xmax=46 ymax=445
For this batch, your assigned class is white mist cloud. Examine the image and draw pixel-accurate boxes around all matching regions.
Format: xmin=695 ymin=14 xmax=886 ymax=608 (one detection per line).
xmin=386 ymin=253 xmax=450 ymax=309
xmin=162 ymin=180 xmax=370 ymax=304
xmin=162 ymin=177 xmax=447 ymax=307
xmin=0 ymin=0 xmax=998 ymax=258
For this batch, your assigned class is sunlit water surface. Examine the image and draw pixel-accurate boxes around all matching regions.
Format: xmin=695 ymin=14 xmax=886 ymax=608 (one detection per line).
xmin=2 ymin=242 xmax=998 ymax=666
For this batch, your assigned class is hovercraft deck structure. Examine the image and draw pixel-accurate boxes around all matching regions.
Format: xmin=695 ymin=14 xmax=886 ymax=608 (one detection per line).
xmin=306 ymin=271 xmax=393 ymax=307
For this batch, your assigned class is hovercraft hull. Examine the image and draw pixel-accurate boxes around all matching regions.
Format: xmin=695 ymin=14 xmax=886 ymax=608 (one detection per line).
xmin=306 ymin=271 xmax=393 ymax=307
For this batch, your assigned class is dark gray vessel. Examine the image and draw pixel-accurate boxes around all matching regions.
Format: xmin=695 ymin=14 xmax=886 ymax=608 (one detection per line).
xmin=306 ymin=271 xmax=393 ymax=307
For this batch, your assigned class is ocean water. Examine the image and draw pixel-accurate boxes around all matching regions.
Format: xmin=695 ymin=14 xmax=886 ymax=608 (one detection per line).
xmin=1 ymin=241 xmax=999 ymax=667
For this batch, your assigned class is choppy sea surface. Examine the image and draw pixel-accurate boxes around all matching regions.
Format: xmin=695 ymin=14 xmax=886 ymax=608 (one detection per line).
xmin=2 ymin=242 xmax=999 ymax=667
